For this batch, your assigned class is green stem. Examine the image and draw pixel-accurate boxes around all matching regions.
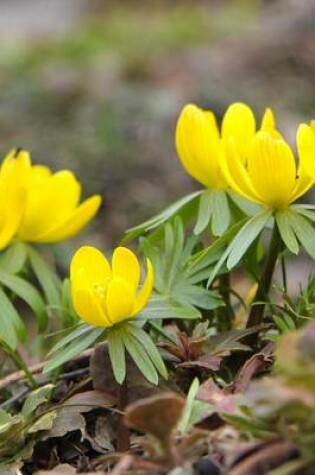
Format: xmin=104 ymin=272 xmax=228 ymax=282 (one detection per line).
xmin=217 ymin=273 xmax=234 ymax=332
xmin=4 ymin=347 xmax=38 ymax=389
xmin=117 ymin=378 xmax=130 ymax=452
xmin=281 ymin=254 xmax=287 ymax=294
xmin=246 ymin=224 xmax=281 ymax=328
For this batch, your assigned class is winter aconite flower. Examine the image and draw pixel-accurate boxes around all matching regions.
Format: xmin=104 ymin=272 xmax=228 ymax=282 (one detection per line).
xmin=222 ymin=128 xmax=314 ymax=210
xmin=12 ymin=149 xmax=102 ymax=243
xmin=174 ymin=102 xmax=273 ymax=235
xmin=0 ymin=149 xmax=30 ymax=250
xmin=175 ymin=102 xmax=268 ymax=189
xmin=70 ymin=246 xmax=154 ymax=327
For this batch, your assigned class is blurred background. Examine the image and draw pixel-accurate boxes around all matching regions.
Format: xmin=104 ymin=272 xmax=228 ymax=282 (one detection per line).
xmin=1 ymin=0 xmax=315 ymax=256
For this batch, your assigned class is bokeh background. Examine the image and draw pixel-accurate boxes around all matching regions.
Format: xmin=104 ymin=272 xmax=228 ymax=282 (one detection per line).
xmin=1 ymin=0 xmax=315 ymax=261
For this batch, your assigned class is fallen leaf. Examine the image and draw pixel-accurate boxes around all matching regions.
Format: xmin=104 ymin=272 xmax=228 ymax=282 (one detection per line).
xmin=34 ymin=463 xmax=76 ymax=475
xmin=124 ymin=392 xmax=185 ymax=461
xmin=231 ymin=343 xmax=274 ymax=393
xmin=178 ymin=355 xmax=221 ymax=371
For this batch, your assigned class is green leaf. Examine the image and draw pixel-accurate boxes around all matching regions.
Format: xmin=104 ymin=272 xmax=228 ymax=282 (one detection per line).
xmin=283 ymin=313 xmax=296 ymax=331
xmin=0 ymin=242 xmax=27 ymax=274
xmin=228 ymin=189 xmax=263 ymax=216
xmin=180 ymin=232 xmax=200 ymax=264
xmin=44 ymin=327 xmax=105 ymax=373
xmin=22 ymin=385 xmax=54 ymax=420
xmin=275 ymin=210 xmax=299 ymax=254
xmin=164 ymin=218 xmax=185 ymax=290
xmin=211 ymin=189 xmax=230 ymax=236
xmin=0 ymin=409 xmax=21 ymax=434
xmin=120 ymin=326 xmax=159 ymax=385
xmin=125 ymin=323 xmax=168 ymax=379
xmin=291 ymin=205 xmax=315 ymax=222
xmin=47 ymin=324 xmax=92 ymax=356
xmin=140 ymin=238 xmax=164 ymax=293
xmin=288 ymin=210 xmax=315 ymax=258
xmin=124 ymin=191 xmax=202 ymax=242
xmin=28 ymin=411 xmax=56 ymax=433
xmin=178 ymin=378 xmax=200 ymax=434
xmin=0 ymin=287 xmax=24 ymax=349
xmin=273 ymin=314 xmax=289 ymax=333
xmin=0 ymin=270 xmax=47 ymax=331
xmin=227 ymin=210 xmax=272 ymax=269
xmin=107 ymin=327 xmax=126 ymax=384
xmin=206 ymin=326 xmax=262 ymax=354
xmin=190 ymin=218 xmax=247 ymax=284
xmin=186 ymin=267 xmax=220 ymax=285
xmin=141 ymin=217 xmax=204 ymax=296
xmin=172 ymin=284 xmax=223 ymax=310
xmin=194 ymin=190 xmax=231 ymax=236
xmin=27 ymin=245 xmax=62 ymax=308
xmin=194 ymin=190 xmax=213 ymax=235
xmin=135 ymin=294 xmax=201 ymax=320
xmin=60 ymin=278 xmax=78 ymax=322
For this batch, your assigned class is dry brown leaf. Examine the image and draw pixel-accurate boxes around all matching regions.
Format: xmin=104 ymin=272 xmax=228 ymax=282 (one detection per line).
xmin=124 ymin=392 xmax=185 ymax=462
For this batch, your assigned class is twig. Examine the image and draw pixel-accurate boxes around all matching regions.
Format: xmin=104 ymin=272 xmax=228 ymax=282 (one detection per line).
xmin=0 ymin=362 xmax=44 ymax=391
xmin=111 ymin=454 xmax=133 ymax=475
xmin=0 ymin=349 xmax=93 ymax=391
xmin=0 ymin=387 xmax=30 ymax=410
xmin=0 ymin=367 xmax=91 ymax=410
xmin=226 ymin=440 xmax=298 ymax=475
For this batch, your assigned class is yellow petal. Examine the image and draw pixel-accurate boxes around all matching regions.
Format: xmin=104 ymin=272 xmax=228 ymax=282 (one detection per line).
xmin=133 ymin=258 xmax=154 ymax=315
xmin=221 ymin=138 xmax=264 ymax=204
xmin=296 ymin=123 xmax=315 ymax=180
xmin=70 ymin=246 xmax=111 ymax=284
xmin=71 ymin=247 xmax=113 ymax=327
xmin=260 ymin=108 xmax=283 ymax=139
xmin=105 ymin=278 xmax=136 ymax=324
xmin=175 ymin=104 xmax=224 ymax=188
xmin=222 ymin=102 xmax=256 ymax=159
xmin=27 ymin=195 xmax=102 ymax=242
xmin=0 ymin=150 xmax=31 ymax=205
xmin=289 ymin=124 xmax=315 ymax=201
xmin=290 ymin=172 xmax=314 ymax=203
xmin=0 ymin=188 xmax=26 ymax=250
xmin=0 ymin=149 xmax=31 ymax=249
xmin=112 ymin=247 xmax=140 ymax=293
xmin=247 ymin=132 xmax=296 ymax=208
xmin=0 ymin=149 xmax=31 ymax=181
xmin=30 ymin=165 xmax=52 ymax=182
xmin=72 ymin=287 xmax=111 ymax=327
xmin=19 ymin=170 xmax=82 ymax=240
xmin=261 ymin=108 xmax=276 ymax=131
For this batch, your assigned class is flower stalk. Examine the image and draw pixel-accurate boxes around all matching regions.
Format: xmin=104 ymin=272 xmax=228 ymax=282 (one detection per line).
xmin=217 ymin=273 xmax=234 ymax=332
xmin=3 ymin=346 xmax=38 ymax=389
xmin=118 ymin=378 xmax=130 ymax=452
xmin=246 ymin=224 xmax=281 ymax=328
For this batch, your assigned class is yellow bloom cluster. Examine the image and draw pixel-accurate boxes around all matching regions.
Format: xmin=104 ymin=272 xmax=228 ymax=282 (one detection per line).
xmin=0 ymin=149 xmax=101 ymax=250
xmin=176 ymin=102 xmax=315 ymax=209
xmin=70 ymin=246 xmax=154 ymax=327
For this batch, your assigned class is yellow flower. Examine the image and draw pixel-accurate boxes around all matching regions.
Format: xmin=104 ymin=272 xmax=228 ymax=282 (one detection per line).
xmin=222 ymin=128 xmax=314 ymax=210
xmin=175 ymin=102 xmax=260 ymax=189
xmin=13 ymin=149 xmax=101 ymax=243
xmin=0 ymin=149 xmax=30 ymax=250
xmin=296 ymin=121 xmax=315 ymax=181
xmin=70 ymin=246 xmax=154 ymax=327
